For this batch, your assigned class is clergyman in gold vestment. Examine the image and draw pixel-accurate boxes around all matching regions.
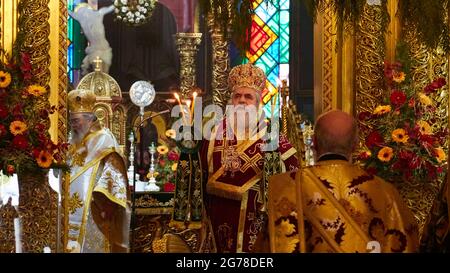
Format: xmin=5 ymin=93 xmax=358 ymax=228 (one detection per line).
xmin=262 ymin=110 xmax=419 ymax=253
xmin=67 ymin=89 xmax=131 ymax=253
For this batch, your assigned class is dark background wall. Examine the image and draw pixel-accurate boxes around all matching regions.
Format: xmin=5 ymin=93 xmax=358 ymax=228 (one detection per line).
xmin=290 ymin=0 xmax=314 ymax=121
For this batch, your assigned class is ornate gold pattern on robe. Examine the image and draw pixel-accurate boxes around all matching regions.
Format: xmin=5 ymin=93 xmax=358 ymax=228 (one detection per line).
xmin=203 ymin=119 xmax=298 ymax=253
xmin=267 ymin=160 xmax=419 ymax=253
xmin=67 ymin=123 xmax=130 ymax=253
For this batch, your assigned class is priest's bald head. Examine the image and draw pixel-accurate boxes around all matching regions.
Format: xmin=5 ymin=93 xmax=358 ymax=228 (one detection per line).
xmin=313 ymin=110 xmax=358 ymax=161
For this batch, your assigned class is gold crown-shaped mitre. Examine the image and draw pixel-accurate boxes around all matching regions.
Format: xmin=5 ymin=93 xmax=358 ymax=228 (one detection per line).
xmin=68 ymin=89 xmax=96 ymax=113
xmin=228 ymin=63 xmax=266 ymax=93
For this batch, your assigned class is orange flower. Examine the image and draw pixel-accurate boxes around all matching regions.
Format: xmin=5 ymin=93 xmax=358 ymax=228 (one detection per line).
xmin=418 ymin=92 xmax=432 ymax=106
xmin=157 ymin=145 xmax=169 ymax=155
xmin=378 ymin=147 xmax=393 ymax=162
xmin=393 ymin=71 xmax=405 ymax=83
xmin=9 ymin=120 xmax=27 ymax=135
xmin=27 ymin=84 xmax=46 ymax=96
xmin=0 ymin=71 xmax=12 ymax=88
xmin=165 ymin=129 xmax=176 ymax=139
xmin=373 ymin=105 xmax=391 ymax=115
xmin=417 ymin=120 xmax=432 ymax=135
xmin=391 ymin=129 xmax=408 ymax=143
xmin=36 ymin=150 xmax=53 ymax=168
xmin=434 ymin=147 xmax=446 ymax=163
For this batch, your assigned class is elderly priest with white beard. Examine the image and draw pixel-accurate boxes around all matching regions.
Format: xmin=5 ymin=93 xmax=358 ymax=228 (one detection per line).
xmin=66 ymin=89 xmax=130 ymax=253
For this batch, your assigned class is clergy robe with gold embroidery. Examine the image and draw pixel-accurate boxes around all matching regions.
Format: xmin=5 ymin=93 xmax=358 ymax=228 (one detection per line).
xmin=266 ymin=160 xmax=419 ymax=253
xmin=202 ymin=119 xmax=298 ymax=253
xmin=67 ymin=122 xmax=131 ymax=253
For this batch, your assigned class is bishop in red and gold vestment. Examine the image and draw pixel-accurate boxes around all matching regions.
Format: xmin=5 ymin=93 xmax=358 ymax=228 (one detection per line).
xmin=201 ymin=64 xmax=298 ymax=253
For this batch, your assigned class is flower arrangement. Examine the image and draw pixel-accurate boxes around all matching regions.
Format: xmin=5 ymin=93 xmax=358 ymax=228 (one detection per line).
xmin=113 ymin=0 xmax=157 ymax=26
xmin=358 ymin=59 xmax=447 ymax=183
xmin=0 ymin=49 xmax=68 ymax=177
xmin=147 ymin=129 xmax=179 ymax=192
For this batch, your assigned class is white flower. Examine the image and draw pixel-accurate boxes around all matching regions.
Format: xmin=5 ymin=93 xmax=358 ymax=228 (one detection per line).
xmin=143 ymin=8 xmax=147 ymax=13
xmin=115 ymin=8 xmax=119 ymax=13
xmin=121 ymin=6 xmax=128 ymax=12
xmin=139 ymin=0 xmax=144 ymax=4
xmin=117 ymin=15 xmax=122 ymax=20
xmin=129 ymin=18 xmax=134 ymax=23
xmin=114 ymin=0 xmax=119 ymax=5
xmin=135 ymin=12 xmax=141 ymax=17
xmin=127 ymin=11 xmax=132 ymax=17
xmin=144 ymin=2 xmax=149 ymax=7
xmin=121 ymin=0 xmax=127 ymax=5
xmin=122 ymin=17 xmax=127 ymax=22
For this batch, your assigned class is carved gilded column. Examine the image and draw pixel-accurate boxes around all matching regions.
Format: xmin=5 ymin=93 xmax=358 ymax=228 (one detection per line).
xmin=207 ymin=14 xmax=231 ymax=109
xmin=56 ymin=0 xmax=68 ymax=145
xmin=399 ymin=28 xmax=449 ymax=238
xmin=0 ymin=0 xmax=19 ymax=56
xmin=354 ymin=3 xmax=386 ymax=146
xmin=385 ymin=0 xmax=400 ymax=62
xmin=314 ymin=5 xmax=336 ymax=118
xmin=16 ymin=0 xmax=57 ymax=253
xmin=174 ymin=33 xmax=202 ymax=98
xmin=314 ymin=4 xmax=356 ymax=118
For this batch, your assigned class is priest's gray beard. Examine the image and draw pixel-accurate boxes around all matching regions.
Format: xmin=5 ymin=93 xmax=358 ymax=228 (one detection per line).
xmin=70 ymin=123 xmax=90 ymax=145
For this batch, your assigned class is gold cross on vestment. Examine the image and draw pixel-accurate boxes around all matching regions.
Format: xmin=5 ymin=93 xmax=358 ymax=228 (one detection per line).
xmin=240 ymin=153 xmax=263 ymax=173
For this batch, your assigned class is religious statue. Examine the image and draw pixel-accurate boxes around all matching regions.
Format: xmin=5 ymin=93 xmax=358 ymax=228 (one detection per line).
xmin=69 ymin=3 xmax=114 ymax=74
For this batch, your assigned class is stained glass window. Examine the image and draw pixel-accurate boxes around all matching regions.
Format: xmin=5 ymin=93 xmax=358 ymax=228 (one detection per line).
xmin=67 ymin=0 xmax=85 ymax=85
xmin=243 ymin=0 xmax=289 ymax=117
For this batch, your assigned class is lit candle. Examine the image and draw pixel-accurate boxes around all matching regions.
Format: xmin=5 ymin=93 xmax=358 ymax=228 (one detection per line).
xmin=191 ymin=91 xmax=197 ymax=113
xmin=174 ymin=93 xmax=187 ymax=125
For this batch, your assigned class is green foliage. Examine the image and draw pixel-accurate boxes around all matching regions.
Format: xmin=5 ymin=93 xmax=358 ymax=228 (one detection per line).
xmin=398 ymin=0 xmax=450 ymax=54
xmin=199 ymin=0 xmax=269 ymax=57
xmin=301 ymin=0 xmax=450 ymax=54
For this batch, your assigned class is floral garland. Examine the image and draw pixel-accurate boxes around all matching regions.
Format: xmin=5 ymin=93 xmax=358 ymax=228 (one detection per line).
xmin=113 ymin=0 xmax=157 ymax=26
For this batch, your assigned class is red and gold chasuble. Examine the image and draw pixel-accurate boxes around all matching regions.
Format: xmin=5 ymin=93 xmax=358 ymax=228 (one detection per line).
xmin=202 ymin=119 xmax=297 ymax=253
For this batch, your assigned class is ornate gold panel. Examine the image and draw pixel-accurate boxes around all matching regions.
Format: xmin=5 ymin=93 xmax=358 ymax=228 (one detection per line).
xmin=18 ymin=173 xmax=58 ymax=253
xmin=174 ymin=32 xmax=202 ymax=99
xmin=354 ymin=4 xmax=386 ymax=146
xmin=402 ymin=29 xmax=449 ymax=238
xmin=321 ymin=6 xmax=334 ymax=114
xmin=57 ymin=0 xmax=68 ymax=145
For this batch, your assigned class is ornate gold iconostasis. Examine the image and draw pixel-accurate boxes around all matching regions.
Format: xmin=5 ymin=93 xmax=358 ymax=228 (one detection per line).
xmin=1 ymin=0 xmax=449 ymax=252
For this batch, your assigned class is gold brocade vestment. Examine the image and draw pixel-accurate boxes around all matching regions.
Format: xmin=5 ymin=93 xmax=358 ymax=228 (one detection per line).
xmin=67 ymin=122 xmax=131 ymax=253
xmin=267 ymin=160 xmax=419 ymax=253
xmin=203 ymin=119 xmax=298 ymax=253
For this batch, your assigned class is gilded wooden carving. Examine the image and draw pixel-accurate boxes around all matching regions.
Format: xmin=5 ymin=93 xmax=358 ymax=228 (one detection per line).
xmin=355 ymin=4 xmax=386 ymax=146
xmin=207 ymin=14 xmax=230 ymax=109
xmin=400 ymin=29 xmax=449 ymax=238
xmin=174 ymin=32 xmax=202 ymax=98
xmin=321 ymin=6 xmax=334 ymax=114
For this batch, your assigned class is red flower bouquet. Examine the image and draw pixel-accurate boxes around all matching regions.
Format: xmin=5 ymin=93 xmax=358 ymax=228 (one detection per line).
xmin=0 ymin=49 xmax=68 ymax=177
xmin=359 ymin=60 xmax=447 ymax=183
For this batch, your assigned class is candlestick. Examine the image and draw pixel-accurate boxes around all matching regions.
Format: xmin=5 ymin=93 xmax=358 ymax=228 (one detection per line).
xmin=145 ymin=142 xmax=159 ymax=191
xmin=127 ymin=131 xmax=135 ymax=185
